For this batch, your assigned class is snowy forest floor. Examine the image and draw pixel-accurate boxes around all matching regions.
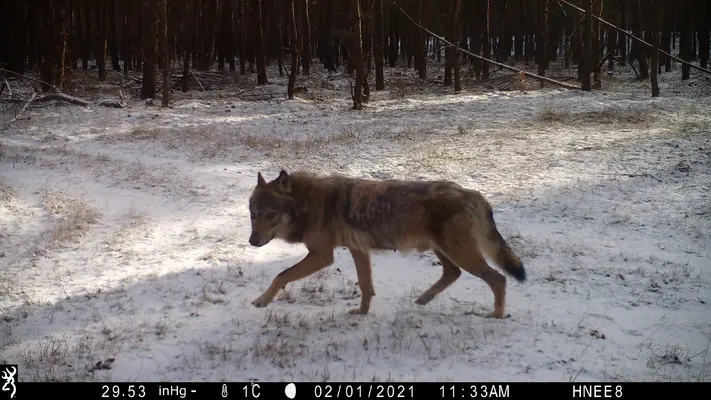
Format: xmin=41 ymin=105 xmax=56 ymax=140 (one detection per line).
xmin=1 ymin=59 xmax=710 ymax=382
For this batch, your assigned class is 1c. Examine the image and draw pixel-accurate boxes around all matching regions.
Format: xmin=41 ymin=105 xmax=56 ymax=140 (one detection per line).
xmin=243 ymin=383 xmax=261 ymax=398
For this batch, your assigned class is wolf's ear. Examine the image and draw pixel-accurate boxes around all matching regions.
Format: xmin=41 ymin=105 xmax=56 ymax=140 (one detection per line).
xmin=276 ymin=170 xmax=291 ymax=193
xmin=257 ymin=172 xmax=267 ymax=186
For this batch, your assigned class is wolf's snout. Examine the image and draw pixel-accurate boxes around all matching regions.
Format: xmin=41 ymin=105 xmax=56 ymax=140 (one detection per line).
xmin=249 ymin=233 xmax=261 ymax=246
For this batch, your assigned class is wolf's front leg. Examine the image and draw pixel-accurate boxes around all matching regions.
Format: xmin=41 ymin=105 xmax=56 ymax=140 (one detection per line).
xmin=346 ymin=248 xmax=375 ymax=314
xmin=252 ymin=250 xmax=335 ymax=308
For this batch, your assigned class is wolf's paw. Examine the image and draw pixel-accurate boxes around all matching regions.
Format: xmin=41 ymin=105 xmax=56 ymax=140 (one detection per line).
xmin=486 ymin=311 xmax=510 ymax=319
xmin=252 ymin=296 xmax=272 ymax=308
xmin=348 ymin=307 xmax=368 ymax=315
xmin=415 ymin=294 xmax=434 ymax=305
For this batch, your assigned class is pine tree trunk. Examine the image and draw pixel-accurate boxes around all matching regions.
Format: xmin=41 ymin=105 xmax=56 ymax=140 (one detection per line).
xmin=680 ymin=0 xmax=692 ymax=80
xmin=97 ymin=0 xmax=108 ymax=80
xmin=361 ymin=0 xmax=371 ymax=102
xmin=650 ymin=0 xmax=660 ymax=97
xmin=287 ymin=0 xmax=299 ymax=98
xmin=581 ymin=0 xmax=592 ymax=90
xmin=482 ymin=0 xmax=490 ymax=80
xmin=251 ymin=0 xmax=269 ymax=84
xmin=633 ymin=0 xmax=648 ymax=79
xmin=301 ymin=0 xmax=311 ymax=74
xmin=161 ymin=0 xmax=169 ymax=106
xmin=350 ymin=0 xmax=364 ymax=110
xmin=374 ymin=0 xmax=385 ymax=90
xmin=452 ymin=0 xmax=461 ymax=92
xmin=141 ymin=0 xmax=158 ymax=98
xmin=537 ymin=0 xmax=548 ymax=87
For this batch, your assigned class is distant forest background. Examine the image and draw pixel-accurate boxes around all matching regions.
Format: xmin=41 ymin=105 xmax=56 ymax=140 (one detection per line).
xmin=1 ymin=0 xmax=709 ymax=108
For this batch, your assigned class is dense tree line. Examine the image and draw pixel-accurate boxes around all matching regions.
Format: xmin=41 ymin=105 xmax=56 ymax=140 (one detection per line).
xmin=1 ymin=0 xmax=708 ymax=108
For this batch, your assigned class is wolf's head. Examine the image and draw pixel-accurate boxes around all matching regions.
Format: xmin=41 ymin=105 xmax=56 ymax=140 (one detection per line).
xmin=248 ymin=170 xmax=300 ymax=247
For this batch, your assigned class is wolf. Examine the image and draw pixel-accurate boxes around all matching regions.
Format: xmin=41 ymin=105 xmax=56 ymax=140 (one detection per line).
xmin=247 ymin=170 xmax=526 ymax=318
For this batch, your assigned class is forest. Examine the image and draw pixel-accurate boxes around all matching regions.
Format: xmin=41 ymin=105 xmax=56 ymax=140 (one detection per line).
xmin=1 ymin=0 xmax=709 ymax=110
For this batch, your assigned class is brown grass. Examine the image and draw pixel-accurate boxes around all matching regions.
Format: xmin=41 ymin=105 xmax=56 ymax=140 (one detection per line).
xmin=41 ymin=189 xmax=100 ymax=247
xmin=538 ymin=106 xmax=653 ymax=125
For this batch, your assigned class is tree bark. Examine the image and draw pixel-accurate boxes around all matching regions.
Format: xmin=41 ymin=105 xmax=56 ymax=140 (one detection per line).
xmin=680 ymin=0 xmax=692 ymax=80
xmin=537 ymin=0 xmax=548 ymax=87
xmin=452 ymin=0 xmax=461 ymax=92
xmin=650 ymin=0 xmax=660 ymax=97
xmin=251 ymin=0 xmax=269 ymax=84
xmin=141 ymin=0 xmax=158 ymax=98
xmin=581 ymin=0 xmax=592 ymax=90
xmin=161 ymin=0 xmax=169 ymax=106
xmin=301 ymin=0 xmax=311 ymax=74
xmin=287 ymin=0 xmax=299 ymax=98
xmin=350 ymin=0 xmax=364 ymax=109
xmin=482 ymin=0 xmax=490 ymax=80
xmin=374 ymin=0 xmax=385 ymax=89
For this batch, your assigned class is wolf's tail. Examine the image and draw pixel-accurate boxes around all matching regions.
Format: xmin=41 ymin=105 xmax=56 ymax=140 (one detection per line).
xmin=473 ymin=202 xmax=526 ymax=282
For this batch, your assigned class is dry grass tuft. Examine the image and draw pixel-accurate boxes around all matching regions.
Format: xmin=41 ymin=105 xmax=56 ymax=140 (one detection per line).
xmin=0 ymin=181 xmax=16 ymax=203
xmin=538 ymin=107 xmax=652 ymax=125
xmin=41 ymin=189 xmax=100 ymax=247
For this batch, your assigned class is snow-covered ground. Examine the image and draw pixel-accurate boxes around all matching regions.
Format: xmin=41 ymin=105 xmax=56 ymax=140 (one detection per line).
xmin=1 ymin=62 xmax=710 ymax=383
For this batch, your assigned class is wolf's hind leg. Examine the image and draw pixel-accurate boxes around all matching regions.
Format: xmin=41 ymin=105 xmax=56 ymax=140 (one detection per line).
xmin=415 ymin=251 xmax=462 ymax=305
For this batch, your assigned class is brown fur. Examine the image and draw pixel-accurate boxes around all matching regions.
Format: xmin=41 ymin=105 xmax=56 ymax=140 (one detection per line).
xmin=248 ymin=170 xmax=526 ymax=317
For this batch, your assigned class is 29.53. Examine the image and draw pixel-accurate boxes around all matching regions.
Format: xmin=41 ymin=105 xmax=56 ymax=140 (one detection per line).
xmin=440 ymin=384 xmax=510 ymax=398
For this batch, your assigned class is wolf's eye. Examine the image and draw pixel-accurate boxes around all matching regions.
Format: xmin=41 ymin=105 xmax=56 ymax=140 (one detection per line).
xmin=264 ymin=211 xmax=277 ymax=219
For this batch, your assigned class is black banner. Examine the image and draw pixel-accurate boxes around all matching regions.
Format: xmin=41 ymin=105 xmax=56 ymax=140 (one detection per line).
xmin=5 ymin=381 xmax=710 ymax=400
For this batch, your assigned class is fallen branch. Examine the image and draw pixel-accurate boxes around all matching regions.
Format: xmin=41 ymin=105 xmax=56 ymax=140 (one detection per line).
xmin=2 ymin=91 xmax=37 ymax=131
xmin=391 ymin=2 xmax=579 ymax=90
xmin=9 ymin=92 xmax=36 ymax=123
xmin=558 ymin=0 xmax=711 ymax=76
xmin=0 ymin=68 xmax=59 ymax=91
xmin=2 ymin=76 xmax=12 ymax=97
xmin=190 ymin=70 xmax=206 ymax=91
xmin=33 ymin=92 xmax=92 ymax=107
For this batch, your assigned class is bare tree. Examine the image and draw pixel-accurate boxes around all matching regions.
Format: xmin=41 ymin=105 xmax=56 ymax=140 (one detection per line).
xmin=650 ymin=0 xmax=660 ymax=97
xmin=581 ymin=0 xmax=592 ymax=90
xmin=161 ymin=0 xmax=169 ymax=106
xmin=141 ymin=0 xmax=158 ymax=99
xmin=350 ymin=0 xmax=364 ymax=109
xmin=251 ymin=0 xmax=269 ymax=84
xmin=287 ymin=0 xmax=299 ymax=98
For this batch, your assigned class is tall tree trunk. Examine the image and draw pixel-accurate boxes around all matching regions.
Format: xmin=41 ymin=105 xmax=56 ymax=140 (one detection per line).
xmin=482 ymin=0 xmax=490 ymax=80
xmin=592 ymin=0 xmax=602 ymax=88
xmin=618 ymin=0 xmax=627 ymax=66
xmin=350 ymin=0 xmax=364 ymax=109
xmin=141 ymin=0 xmax=158 ymax=98
xmin=698 ymin=0 xmax=709 ymax=69
xmin=537 ymin=0 xmax=548 ymax=87
xmin=680 ymin=0 xmax=692 ymax=80
xmin=633 ymin=0 xmax=648 ymax=79
xmin=110 ymin=0 xmax=121 ymax=71
xmin=452 ymin=0 xmax=461 ymax=92
xmin=650 ymin=0 xmax=660 ymax=97
xmin=287 ymin=0 xmax=299 ymax=98
xmin=97 ymin=0 xmax=108 ymax=80
xmin=301 ymin=0 xmax=311 ymax=74
xmin=361 ymin=0 xmax=371 ymax=102
xmin=251 ymin=0 xmax=269 ymax=84
xmin=239 ymin=0 xmax=247 ymax=75
xmin=389 ymin=5 xmax=398 ymax=67
xmin=415 ymin=0 xmax=426 ymax=79
xmin=161 ymin=0 xmax=169 ymax=106
xmin=444 ymin=0 xmax=454 ymax=86
xmin=123 ymin=0 xmax=130 ymax=75
xmin=581 ymin=0 xmax=592 ymax=90
xmin=374 ymin=0 xmax=385 ymax=90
